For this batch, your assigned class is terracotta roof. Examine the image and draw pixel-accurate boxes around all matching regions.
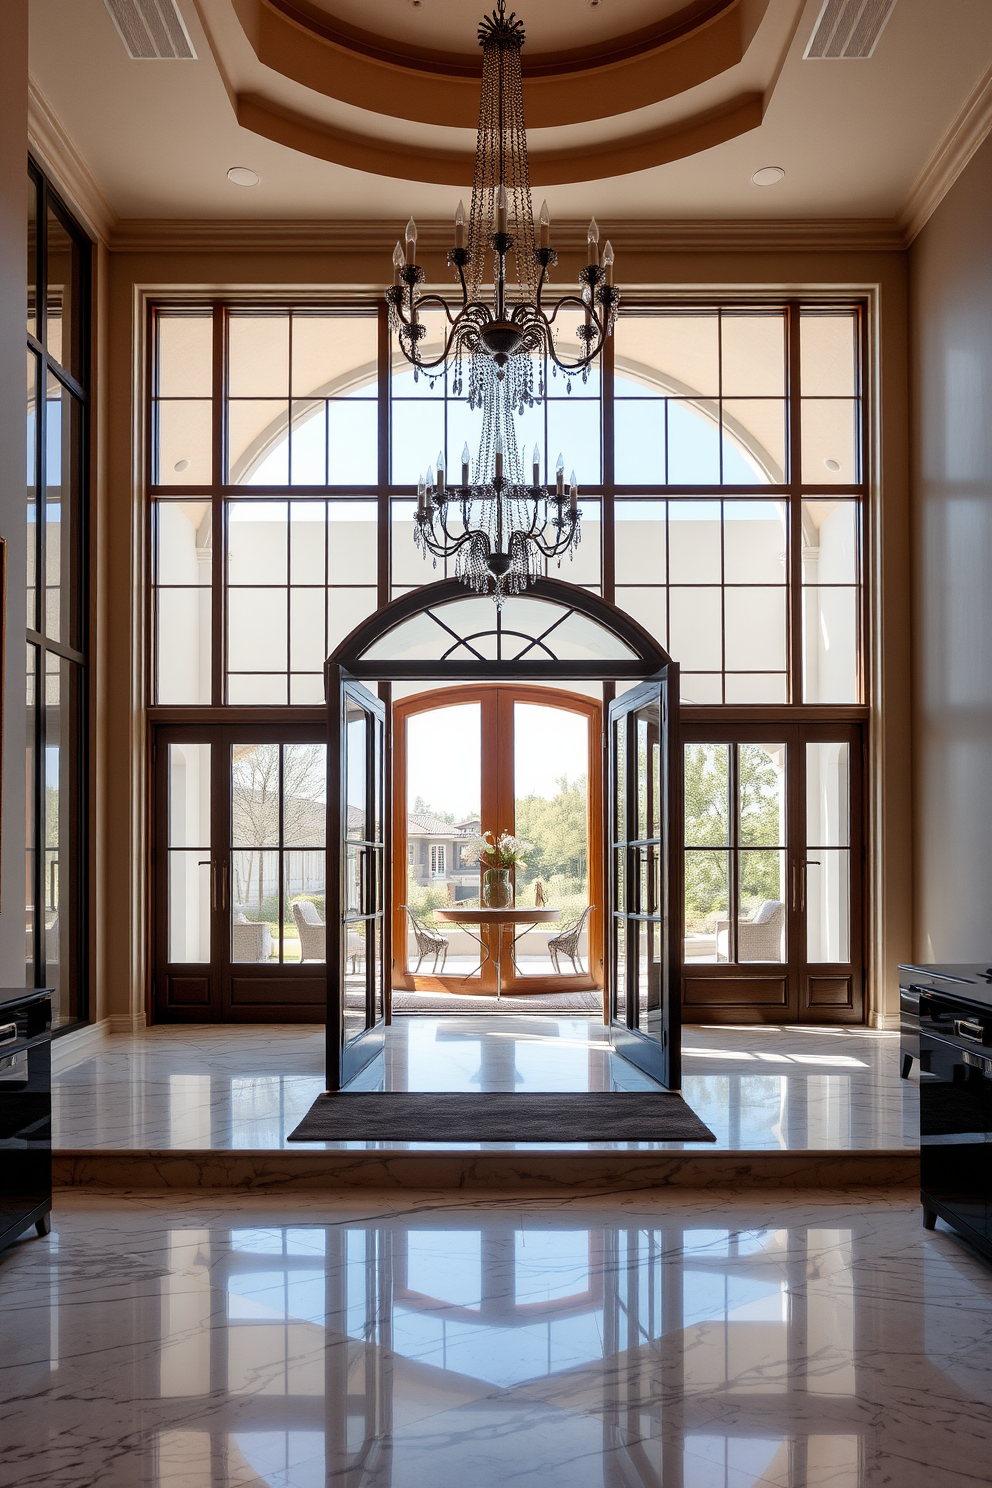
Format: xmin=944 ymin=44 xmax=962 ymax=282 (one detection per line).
xmin=407 ymin=813 xmax=471 ymax=838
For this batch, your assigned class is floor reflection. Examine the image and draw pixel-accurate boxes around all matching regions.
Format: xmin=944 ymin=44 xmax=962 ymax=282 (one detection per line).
xmin=52 ymin=1019 xmax=916 ymax=1154
xmin=7 ymin=1193 xmax=988 ymax=1487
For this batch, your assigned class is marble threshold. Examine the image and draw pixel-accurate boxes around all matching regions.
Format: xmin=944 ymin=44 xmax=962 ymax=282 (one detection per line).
xmin=52 ymin=1017 xmax=918 ymax=1191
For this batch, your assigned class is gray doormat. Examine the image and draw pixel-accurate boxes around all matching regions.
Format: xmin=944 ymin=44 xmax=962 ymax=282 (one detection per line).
xmin=287 ymin=1091 xmax=717 ymax=1144
xmin=391 ymin=990 xmax=603 ymax=1014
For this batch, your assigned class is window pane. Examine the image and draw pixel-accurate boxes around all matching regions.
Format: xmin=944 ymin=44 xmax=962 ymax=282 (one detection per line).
xmin=45 ymin=208 xmax=75 ymax=374
xmin=802 ymin=399 xmax=858 ymax=484
xmin=289 ymin=588 xmax=326 ymax=672
xmin=328 ymin=399 xmax=377 ymax=484
xmin=802 ymin=500 xmax=858 ymax=584
xmin=684 ymin=744 xmax=729 ymax=845
xmin=724 ymin=673 xmax=787 ymax=704
xmin=722 ymin=400 xmax=786 ymax=483
xmin=803 ymin=587 xmax=859 ymax=702
xmin=724 ymin=587 xmax=786 ymax=672
xmin=668 ymin=400 xmax=719 ymax=484
xmin=723 ymin=500 xmax=787 ymax=583
xmin=228 ymin=674 xmax=287 ymax=705
xmin=45 ymin=377 xmax=82 ymax=647
xmin=228 ymin=588 xmax=288 ymax=673
xmin=391 ymin=399 xmax=444 ymax=484
xmin=563 ymin=498 xmax=600 ymax=586
xmin=169 ymin=743 xmax=210 ymax=848
xmin=156 ymin=588 xmax=211 ymax=704
xmin=406 ymin=702 xmax=481 ymax=969
xmin=229 ymin=502 xmax=288 ymax=584
xmin=292 ymin=312 xmax=376 ymax=391
xmin=45 ymin=656 xmax=84 ymax=1021
xmin=801 ymin=313 xmax=857 ymax=396
xmin=328 ymin=502 xmax=377 ymax=584
xmin=739 ymin=744 xmax=786 ymax=846
xmin=669 ymin=588 xmax=722 ymax=670
xmin=806 ymin=850 xmax=851 ymax=962
xmin=27 ymin=173 xmax=37 ymax=341
xmin=614 ymin=399 xmax=663 ymax=482
xmin=720 ymin=313 xmax=785 ymax=396
xmin=738 ymin=851 xmax=786 ymax=962
xmin=228 ymin=400 xmax=290 ymax=484
xmin=26 ymin=645 xmax=37 ymax=988
xmin=232 ymin=744 xmax=280 ymax=847
xmin=229 ymin=315 xmax=289 ymax=396
xmin=284 ymin=745 xmax=327 ymax=847
xmin=287 ymin=854 xmax=325 ymax=963
xmin=546 ymin=395 xmax=601 ymax=484
xmin=668 ymin=502 xmax=720 ymax=582
xmin=290 ymin=400 xmax=326 ymax=485
xmin=289 ymin=502 xmax=326 ymax=584
xmin=231 ymin=851 xmax=278 ymax=962
xmin=806 ymin=742 xmax=850 ymax=847
xmin=685 ymin=850 xmax=728 ymax=963
xmin=156 ymin=400 xmax=212 ymax=485
xmin=158 ymin=315 xmax=212 ymax=397
xmin=156 ymin=501 xmax=211 ymax=585
xmin=681 ymin=673 xmax=722 ymax=704
xmin=169 ymin=852 xmax=211 ymax=963
xmin=328 ymin=588 xmax=376 ymax=652
xmin=615 ymin=313 xmax=719 ymax=397
xmin=26 ymin=350 xmax=38 ymax=630
xmin=615 ymin=501 xmax=665 ymax=584
xmin=616 ymin=588 xmax=666 ymax=649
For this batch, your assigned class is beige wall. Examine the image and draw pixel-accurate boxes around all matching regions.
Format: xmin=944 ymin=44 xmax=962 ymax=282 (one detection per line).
xmin=911 ymin=133 xmax=992 ymax=960
xmin=0 ymin=6 xmax=28 ymax=987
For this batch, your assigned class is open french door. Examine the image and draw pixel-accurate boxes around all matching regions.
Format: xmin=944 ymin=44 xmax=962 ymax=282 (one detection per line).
xmin=608 ymin=667 xmax=682 ymax=1089
xmin=326 ymin=665 xmax=389 ymax=1090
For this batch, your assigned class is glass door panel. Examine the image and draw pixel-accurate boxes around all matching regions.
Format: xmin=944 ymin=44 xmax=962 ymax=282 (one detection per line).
xmin=167 ymin=742 xmax=211 ymax=963
xmin=805 ymin=741 xmax=851 ymax=964
xmin=403 ymin=702 xmax=482 ymax=976
xmin=511 ymin=701 xmax=590 ymax=981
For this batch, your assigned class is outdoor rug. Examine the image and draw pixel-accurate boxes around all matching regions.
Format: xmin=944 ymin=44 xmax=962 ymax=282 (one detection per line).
xmin=390 ymin=989 xmax=603 ymax=1014
xmin=287 ymin=1091 xmax=717 ymax=1143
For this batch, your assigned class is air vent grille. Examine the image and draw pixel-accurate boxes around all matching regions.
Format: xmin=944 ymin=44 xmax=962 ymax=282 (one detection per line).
xmin=103 ymin=0 xmax=196 ymax=59
xmin=804 ymin=0 xmax=897 ymax=59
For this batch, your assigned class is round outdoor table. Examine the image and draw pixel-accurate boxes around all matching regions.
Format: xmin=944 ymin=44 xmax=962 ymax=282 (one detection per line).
xmin=433 ymin=907 xmax=561 ymax=999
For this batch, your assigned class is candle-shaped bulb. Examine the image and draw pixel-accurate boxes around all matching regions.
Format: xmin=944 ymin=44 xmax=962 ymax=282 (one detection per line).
xmin=426 ymin=465 xmax=435 ymax=488
xmin=392 ymin=240 xmax=405 ymax=283
xmin=461 ymin=441 xmax=471 ymax=485
xmin=417 ymin=475 xmax=426 ymax=514
xmin=555 ymin=452 xmax=564 ymax=496
xmin=405 ymin=216 xmax=418 ymax=263
xmin=454 ymin=198 xmax=466 ymax=249
xmin=532 ymin=444 xmax=541 ymax=485
xmin=436 ymin=448 xmax=445 ymax=471
xmin=497 ymin=182 xmax=508 ymax=235
xmin=587 ymin=216 xmax=600 ymax=264
xmin=494 ymin=427 xmax=504 ymax=481
xmin=539 ymin=198 xmax=550 ymax=248
xmin=569 ymin=471 xmax=578 ymax=516
xmin=603 ymin=240 xmax=614 ymax=286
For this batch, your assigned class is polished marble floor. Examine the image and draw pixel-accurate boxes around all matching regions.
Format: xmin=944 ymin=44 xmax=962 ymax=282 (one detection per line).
xmin=52 ymin=1019 xmax=915 ymax=1155
xmin=1 ymin=1187 xmax=988 ymax=1487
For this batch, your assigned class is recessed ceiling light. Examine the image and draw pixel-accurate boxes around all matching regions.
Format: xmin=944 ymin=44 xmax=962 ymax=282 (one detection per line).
xmin=407 ymin=0 xmax=424 ymax=9
xmin=824 ymin=458 xmax=841 ymax=472
xmin=174 ymin=458 xmax=190 ymax=473
xmin=588 ymin=0 xmax=605 ymax=9
xmin=752 ymin=166 xmax=785 ymax=187
xmin=227 ymin=166 xmax=260 ymax=188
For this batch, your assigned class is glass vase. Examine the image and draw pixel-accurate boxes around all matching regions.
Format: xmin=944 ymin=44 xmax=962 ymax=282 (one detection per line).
xmin=483 ymin=867 xmax=513 ymax=910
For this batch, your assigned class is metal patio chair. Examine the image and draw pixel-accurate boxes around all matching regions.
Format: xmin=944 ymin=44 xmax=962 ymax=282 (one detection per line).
xmin=399 ymin=904 xmax=449 ymax=974
xmin=548 ymin=904 xmax=594 ymax=975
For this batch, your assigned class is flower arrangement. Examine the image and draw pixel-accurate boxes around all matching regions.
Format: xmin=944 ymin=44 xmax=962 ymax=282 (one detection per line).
xmin=461 ymin=829 xmax=531 ymax=871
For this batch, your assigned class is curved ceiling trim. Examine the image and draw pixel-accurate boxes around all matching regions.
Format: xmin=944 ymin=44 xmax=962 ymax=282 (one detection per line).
xmin=233 ymin=0 xmax=764 ymax=129
xmin=236 ymin=90 xmax=764 ymax=187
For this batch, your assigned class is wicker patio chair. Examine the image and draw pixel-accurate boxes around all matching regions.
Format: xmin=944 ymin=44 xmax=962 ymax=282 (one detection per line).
xmin=232 ymin=914 xmax=272 ymax=963
xmin=548 ymin=904 xmax=594 ymax=975
xmin=398 ymin=904 xmax=449 ymax=973
xmin=714 ymin=899 xmax=784 ymax=962
xmin=291 ymin=899 xmax=327 ymax=963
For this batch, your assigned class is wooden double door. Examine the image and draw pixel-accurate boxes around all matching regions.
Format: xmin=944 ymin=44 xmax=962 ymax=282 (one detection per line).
xmin=680 ymin=722 xmax=864 ymax=1024
xmin=153 ymin=723 xmax=329 ymax=1022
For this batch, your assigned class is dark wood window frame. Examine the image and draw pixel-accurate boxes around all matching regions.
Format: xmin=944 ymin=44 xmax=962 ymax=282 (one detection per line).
xmin=27 ymin=159 xmax=91 ymax=1029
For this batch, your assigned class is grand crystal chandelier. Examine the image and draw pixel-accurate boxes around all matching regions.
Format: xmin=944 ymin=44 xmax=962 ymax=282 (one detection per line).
xmin=386 ymin=0 xmax=620 ymax=605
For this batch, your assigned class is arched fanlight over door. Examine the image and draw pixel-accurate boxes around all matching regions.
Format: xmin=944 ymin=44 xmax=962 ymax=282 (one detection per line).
xmin=327 ymin=577 xmax=671 ymax=682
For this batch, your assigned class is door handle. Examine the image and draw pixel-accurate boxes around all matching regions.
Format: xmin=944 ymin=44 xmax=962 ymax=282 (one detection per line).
xmin=792 ymin=860 xmax=821 ymax=913
xmin=955 ymin=1018 xmax=986 ymax=1044
xmin=198 ymin=860 xmax=225 ymax=914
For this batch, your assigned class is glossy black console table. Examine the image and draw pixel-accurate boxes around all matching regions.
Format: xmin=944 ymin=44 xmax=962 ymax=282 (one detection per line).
xmin=904 ymin=964 xmax=992 ymax=1265
xmin=0 ymin=988 xmax=52 ymax=1255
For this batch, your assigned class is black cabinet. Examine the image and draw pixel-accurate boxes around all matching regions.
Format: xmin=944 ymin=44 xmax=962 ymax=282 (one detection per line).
xmin=0 ymin=989 xmax=52 ymax=1255
xmin=916 ymin=976 xmax=992 ymax=1264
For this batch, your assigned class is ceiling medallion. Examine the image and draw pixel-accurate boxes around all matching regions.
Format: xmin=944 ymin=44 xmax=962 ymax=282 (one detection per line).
xmin=388 ymin=0 xmax=619 ymax=605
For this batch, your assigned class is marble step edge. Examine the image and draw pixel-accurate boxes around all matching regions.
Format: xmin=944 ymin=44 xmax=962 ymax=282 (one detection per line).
xmin=52 ymin=1147 xmax=920 ymax=1192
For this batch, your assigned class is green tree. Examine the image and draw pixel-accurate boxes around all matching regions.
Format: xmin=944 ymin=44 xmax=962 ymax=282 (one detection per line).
xmin=683 ymin=744 xmax=783 ymax=931
xmin=514 ymin=774 xmax=588 ymax=893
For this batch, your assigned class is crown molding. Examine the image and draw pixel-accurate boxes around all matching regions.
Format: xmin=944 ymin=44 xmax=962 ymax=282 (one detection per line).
xmin=110 ymin=216 xmax=905 ymax=254
xmin=899 ymin=62 xmax=992 ymax=246
xmin=27 ymin=77 xmax=117 ymax=244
